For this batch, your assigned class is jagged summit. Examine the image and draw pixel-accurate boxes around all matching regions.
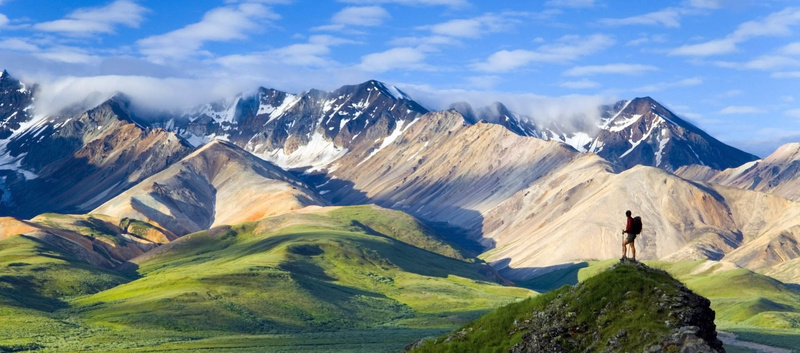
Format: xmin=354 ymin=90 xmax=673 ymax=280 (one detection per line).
xmin=587 ymin=96 xmax=758 ymax=171
xmin=407 ymin=262 xmax=724 ymax=353
xmin=450 ymin=101 xmax=539 ymax=137
xmin=448 ymin=95 xmax=756 ymax=171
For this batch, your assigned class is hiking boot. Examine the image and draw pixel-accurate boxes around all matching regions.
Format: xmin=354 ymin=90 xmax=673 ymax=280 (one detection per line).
xmin=620 ymin=256 xmax=627 ymax=262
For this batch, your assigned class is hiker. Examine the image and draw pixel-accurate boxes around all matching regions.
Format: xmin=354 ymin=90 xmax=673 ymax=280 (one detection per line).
xmin=621 ymin=210 xmax=642 ymax=262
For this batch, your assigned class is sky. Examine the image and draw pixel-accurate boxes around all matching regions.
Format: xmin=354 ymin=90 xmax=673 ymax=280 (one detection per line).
xmin=0 ymin=0 xmax=799 ymax=156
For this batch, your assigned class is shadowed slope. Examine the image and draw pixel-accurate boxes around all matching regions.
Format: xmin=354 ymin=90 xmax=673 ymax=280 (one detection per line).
xmin=94 ymin=140 xmax=326 ymax=236
xmin=73 ymin=205 xmax=531 ymax=335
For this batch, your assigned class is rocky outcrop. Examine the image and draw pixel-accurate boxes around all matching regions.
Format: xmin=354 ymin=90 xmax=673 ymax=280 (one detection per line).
xmin=409 ymin=262 xmax=725 ymax=353
xmin=513 ymin=265 xmax=722 ymax=352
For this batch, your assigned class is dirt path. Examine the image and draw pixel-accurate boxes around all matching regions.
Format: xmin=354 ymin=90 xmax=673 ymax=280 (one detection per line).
xmin=718 ymin=331 xmax=794 ymax=353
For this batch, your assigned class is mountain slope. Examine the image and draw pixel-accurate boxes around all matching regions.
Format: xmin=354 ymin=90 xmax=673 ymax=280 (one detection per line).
xmin=0 ymin=92 xmax=193 ymax=218
xmin=586 ymin=97 xmax=757 ymax=171
xmin=73 ymin=205 xmax=531 ymax=335
xmin=93 ymin=140 xmax=326 ymax=236
xmin=408 ymin=262 xmax=723 ymax=353
xmin=160 ymin=80 xmax=429 ymax=172
xmin=319 ymin=110 xmax=595 ymax=245
xmin=478 ymin=161 xmax=800 ymax=281
xmin=0 ymin=213 xmax=172 ymax=268
xmin=676 ymin=142 xmax=800 ymax=201
xmin=0 ymin=70 xmax=35 ymax=140
xmin=454 ymin=97 xmax=758 ymax=172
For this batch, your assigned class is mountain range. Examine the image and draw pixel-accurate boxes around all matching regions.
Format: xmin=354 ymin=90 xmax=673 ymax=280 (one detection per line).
xmin=2 ymin=69 xmax=800 ymax=350
xmin=1 ymin=70 xmax=796 ymax=275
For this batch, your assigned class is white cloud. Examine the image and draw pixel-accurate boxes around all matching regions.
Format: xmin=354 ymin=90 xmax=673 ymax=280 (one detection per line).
xmin=671 ymin=7 xmax=800 ymax=57
xmin=772 ymin=71 xmax=800 ymax=78
xmin=35 ymin=46 xmax=101 ymax=64
xmin=730 ymin=7 xmax=800 ymax=41
xmin=626 ymin=35 xmax=667 ymax=46
xmin=0 ymin=38 xmax=39 ymax=52
xmin=689 ymin=0 xmax=724 ymax=9
xmin=781 ymin=95 xmax=795 ymax=102
xmin=424 ymin=13 xmax=516 ymax=38
xmin=33 ymin=0 xmax=147 ymax=36
xmin=308 ymin=34 xmax=360 ymax=46
xmin=718 ymin=89 xmax=743 ymax=98
xmin=634 ymin=77 xmax=702 ymax=92
xmin=719 ymin=105 xmax=765 ymax=114
xmin=599 ymin=8 xmax=682 ymax=28
xmin=400 ymin=83 xmax=614 ymax=128
xmin=473 ymin=34 xmax=614 ymax=72
xmin=0 ymin=13 xmax=8 ymax=28
xmin=465 ymin=75 xmax=503 ymax=89
xmin=332 ymin=6 xmax=390 ymax=26
xmin=33 ymin=75 xmax=255 ymax=117
xmin=138 ymin=2 xmax=278 ymax=62
xmin=670 ymin=38 xmax=737 ymax=56
xmin=358 ymin=47 xmax=427 ymax=72
xmin=560 ymin=79 xmax=601 ymax=89
xmin=217 ymin=35 xmax=356 ymax=68
xmin=563 ymin=63 xmax=658 ymax=76
xmin=742 ymin=55 xmax=800 ymax=70
xmin=338 ymin=0 xmax=467 ymax=7
xmin=785 ymin=108 xmax=800 ymax=118
xmin=388 ymin=35 xmax=461 ymax=50
xmin=779 ymin=41 xmax=800 ymax=55
xmin=545 ymin=0 xmax=594 ymax=8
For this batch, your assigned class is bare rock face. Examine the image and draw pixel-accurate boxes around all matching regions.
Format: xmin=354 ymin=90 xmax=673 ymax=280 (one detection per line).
xmin=158 ymin=80 xmax=429 ymax=171
xmin=321 ymin=110 xmax=590 ymax=240
xmin=586 ymin=97 xmax=756 ymax=172
xmin=0 ymin=94 xmax=193 ymax=218
xmin=93 ymin=140 xmax=326 ymax=236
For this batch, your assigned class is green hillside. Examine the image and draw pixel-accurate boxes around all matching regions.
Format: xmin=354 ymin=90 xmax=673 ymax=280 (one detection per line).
xmin=0 ymin=205 xmax=532 ymax=352
xmin=409 ymin=262 xmax=723 ymax=353
xmin=0 ymin=234 xmax=131 ymax=352
xmin=520 ymin=259 xmax=800 ymax=352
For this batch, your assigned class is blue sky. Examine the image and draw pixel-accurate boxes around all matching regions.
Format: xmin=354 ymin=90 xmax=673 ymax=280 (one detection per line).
xmin=0 ymin=0 xmax=799 ymax=156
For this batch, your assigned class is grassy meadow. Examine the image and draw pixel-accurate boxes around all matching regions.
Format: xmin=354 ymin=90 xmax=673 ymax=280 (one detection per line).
xmin=0 ymin=205 xmax=532 ymax=352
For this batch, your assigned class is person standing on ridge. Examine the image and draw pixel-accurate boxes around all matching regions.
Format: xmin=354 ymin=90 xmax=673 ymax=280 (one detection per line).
xmin=622 ymin=210 xmax=642 ymax=262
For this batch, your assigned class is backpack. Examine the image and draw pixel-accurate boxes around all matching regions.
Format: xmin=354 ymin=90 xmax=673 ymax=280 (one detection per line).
xmin=631 ymin=216 xmax=642 ymax=235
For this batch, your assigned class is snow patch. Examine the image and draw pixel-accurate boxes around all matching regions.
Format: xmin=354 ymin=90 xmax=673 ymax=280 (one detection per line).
xmin=562 ymin=132 xmax=593 ymax=153
xmin=260 ymin=94 xmax=300 ymax=124
xmin=358 ymin=117 xmax=420 ymax=166
xmin=607 ymin=114 xmax=642 ymax=133
xmin=406 ymin=141 xmax=429 ymax=161
xmin=258 ymin=132 xmax=348 ymax=171
xmin=600 ymin=100 xmax=631 ymax=129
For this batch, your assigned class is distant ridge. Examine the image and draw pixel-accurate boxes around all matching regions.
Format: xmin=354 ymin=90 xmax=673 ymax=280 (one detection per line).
xmin=93 ymin=139 xmax=326 ymax=236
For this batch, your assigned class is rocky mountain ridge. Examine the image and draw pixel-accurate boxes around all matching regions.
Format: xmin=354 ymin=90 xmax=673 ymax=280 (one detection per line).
xmin=1 ymin=70 xmax=797 ymax=286
xmin=676 ymin=142 xmax=800 ymax=201
xmin=453 ymin=97 xmax=758 ymax=172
